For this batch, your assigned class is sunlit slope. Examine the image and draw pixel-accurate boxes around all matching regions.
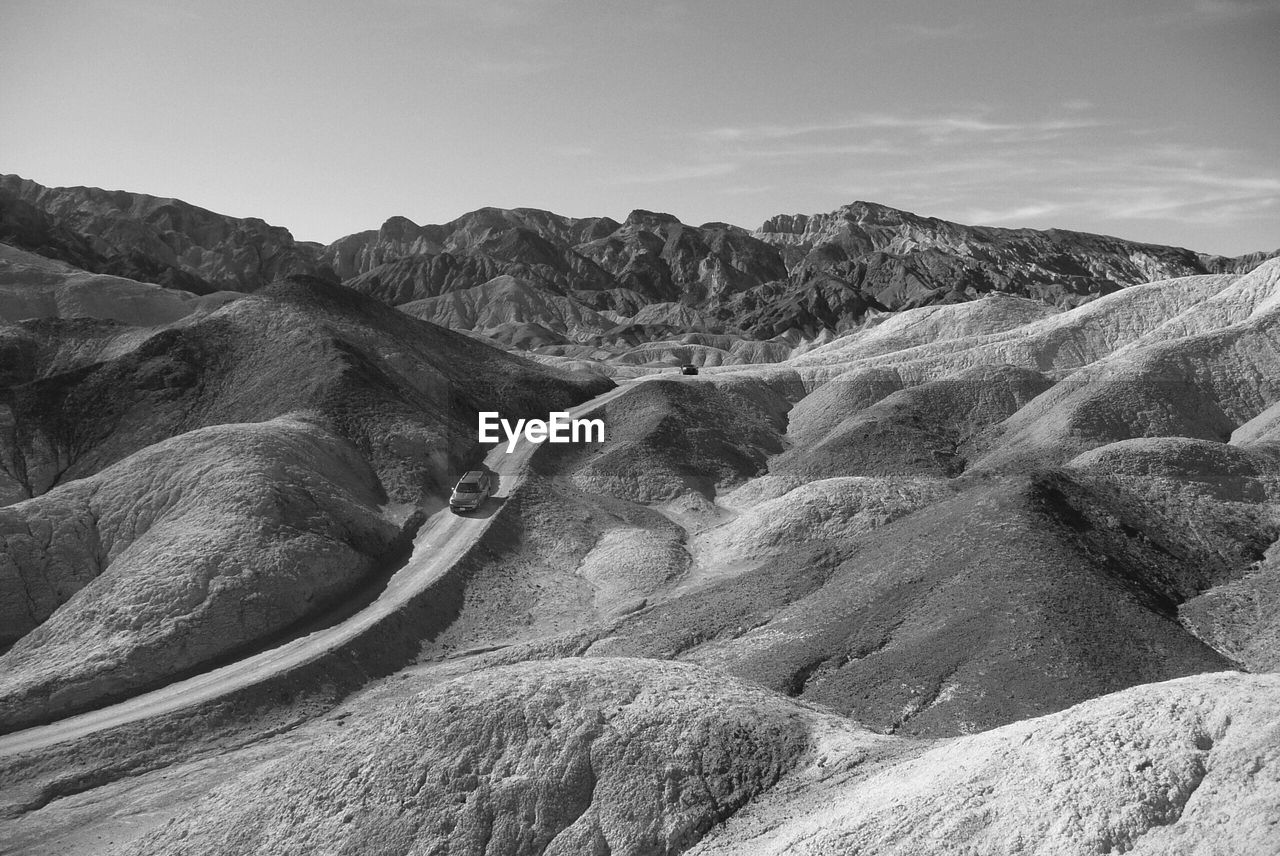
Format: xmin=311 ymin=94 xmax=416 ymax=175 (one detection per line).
xmin=0 ymin=417 xmax=399 ymax=731
xmin=690 ymin=672 xmax=1280 ymax=856
xmin=777 ymin=363 xmax=1054 ymax=479
xmin=974 ymin=260 xmax=1280 ymax=472
xmin=783 ymin=269 xmax=1246 ymax=385
xmin=120 ymin=658 xmax=865 ymax=856
xmin=0 ymin=245 xmax=239 ymax=326
xmin=113 ymin=662 xmax=1280 ymax=856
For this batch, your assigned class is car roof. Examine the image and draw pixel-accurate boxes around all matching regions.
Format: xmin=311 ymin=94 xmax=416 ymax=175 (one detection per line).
xmin=459 ymin=470 xmax=486 ymax=481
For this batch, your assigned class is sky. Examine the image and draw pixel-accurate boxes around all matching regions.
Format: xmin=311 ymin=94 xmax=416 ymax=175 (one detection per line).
xmin=2 ymin=0 xmax=1277 ymax=255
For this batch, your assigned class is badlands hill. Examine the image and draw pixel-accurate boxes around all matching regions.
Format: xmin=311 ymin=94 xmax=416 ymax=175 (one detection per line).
xmin=0 ymin=418 xmax=401 ymax=731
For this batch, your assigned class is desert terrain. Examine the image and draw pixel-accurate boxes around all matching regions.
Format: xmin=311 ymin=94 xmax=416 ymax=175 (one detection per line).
xmin=1 ymin=174 xmax=1278 ymax=854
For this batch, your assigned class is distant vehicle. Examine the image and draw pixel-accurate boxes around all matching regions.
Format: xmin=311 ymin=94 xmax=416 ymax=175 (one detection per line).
xmin=680 ymin=364 xmax=699 ymax=375
xmin=450 ymin=470 xmax=492 ymax=512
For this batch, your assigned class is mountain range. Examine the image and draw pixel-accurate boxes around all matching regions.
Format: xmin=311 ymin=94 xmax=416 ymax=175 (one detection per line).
xmin=4 ymin=173 xmax=1274 ymax=356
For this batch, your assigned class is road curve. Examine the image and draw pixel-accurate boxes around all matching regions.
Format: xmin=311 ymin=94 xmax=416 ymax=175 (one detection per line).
xmin=0 ymin=382 xmax=636 ymax=757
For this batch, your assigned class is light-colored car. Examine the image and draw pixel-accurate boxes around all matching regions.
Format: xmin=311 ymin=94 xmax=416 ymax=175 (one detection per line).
xmin=449 ymin=470 xmax=492 ymax=512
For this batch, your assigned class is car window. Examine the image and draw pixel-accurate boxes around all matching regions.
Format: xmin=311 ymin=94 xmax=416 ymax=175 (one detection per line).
xmin=456 ymin=483 xmax=479 ymax=493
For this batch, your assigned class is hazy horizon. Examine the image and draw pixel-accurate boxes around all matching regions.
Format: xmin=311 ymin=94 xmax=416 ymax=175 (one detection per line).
xmin=3 ymin=0 xmax=1277 ymax=255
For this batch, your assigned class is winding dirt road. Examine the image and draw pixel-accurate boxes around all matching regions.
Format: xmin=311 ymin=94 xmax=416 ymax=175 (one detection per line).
xmin=0 ymin=383 xmax=633 ymax=757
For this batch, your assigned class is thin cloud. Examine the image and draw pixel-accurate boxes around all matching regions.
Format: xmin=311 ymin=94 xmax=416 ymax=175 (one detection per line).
xmin=960 ymin=203 xmax=1066 ymax=225
xmin=825 ymin=128 xmax=1280 ymax=236
xmin=696 ymin=113 xmax=1102 ymax=145
xmin=614 ymin=162 xmax=737 ymax=185
xmin=688 ymin=104 xmax=1274 ymax=243
xmin=719 ymin=184 xmax=778 ymax=196
xmin=1087 ymin=185 xmax=1279 ymax=224
xmin=728 ymin=141 xmax=899 ymax=160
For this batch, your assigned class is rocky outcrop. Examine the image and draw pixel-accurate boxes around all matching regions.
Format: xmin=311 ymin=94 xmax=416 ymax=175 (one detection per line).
xmin=757 ymin=201 xmax=1243 ymax=284
xmin=572 ymin=211 xmax=788 ymax=305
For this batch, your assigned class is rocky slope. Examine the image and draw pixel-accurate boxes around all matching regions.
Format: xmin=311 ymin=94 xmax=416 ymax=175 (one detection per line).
xmin=328 ymin=198 xmax=1275 ymax=350
xmin=565 ymin=378 xmax=790 ymax=503
xmin=118 ymin=658 xmax=848 ymax=856
xmin=755 ymin=201 xmax=1224 ymax=300
xmin=0 ymin=272 xmax=609 ymax=730
xmin=0 ymin=274 xmax=609 ymax=505
xmin=0 ymin=417 xmax=400 ymax=730
xmin=690 ymin=671 xmax=1280 ymax=856
xmin=590 ymin=469 xmax=1238 ymax=736
xmin=104 ymin=666 xmax=1280 ymax=856
xmin=0 ymin=174 xmax=325 ymax=294
xmin=0 ymin=244 xmax=239 ymax=327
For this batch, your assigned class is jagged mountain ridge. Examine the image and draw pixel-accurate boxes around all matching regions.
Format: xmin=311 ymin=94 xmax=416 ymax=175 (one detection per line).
xmin=3 ymin=173 xmax=1275 ymax=351
xmin=0 ymin=174 xmax=326 ymax=294
xmin=331 ymin=202 xmax=1275 ymax=341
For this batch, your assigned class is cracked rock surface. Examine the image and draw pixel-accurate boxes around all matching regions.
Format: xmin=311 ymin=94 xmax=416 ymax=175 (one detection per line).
xmin=119 ymin=658 xmax=845 ymax=856
xmin=689 ymin=671 xmax=1280 ymax=856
